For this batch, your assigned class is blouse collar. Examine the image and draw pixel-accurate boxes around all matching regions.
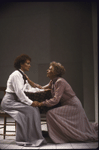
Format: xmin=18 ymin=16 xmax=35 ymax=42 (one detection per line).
xmin=19 ymin=69 xmax=25 ymax=74
xmin=52 ymin=77 xmax=59 ymax=84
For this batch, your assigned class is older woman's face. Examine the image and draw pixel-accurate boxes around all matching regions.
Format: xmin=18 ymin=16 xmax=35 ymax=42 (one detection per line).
xmin=20 ymin=60 xmax=31 ymax=72
xmin=47 ymin=65 xmax=56 ymax=79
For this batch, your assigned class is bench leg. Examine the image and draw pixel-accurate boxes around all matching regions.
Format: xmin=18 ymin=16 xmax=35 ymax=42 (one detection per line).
xmin=4 ymin=116 xmax=7 ymax=139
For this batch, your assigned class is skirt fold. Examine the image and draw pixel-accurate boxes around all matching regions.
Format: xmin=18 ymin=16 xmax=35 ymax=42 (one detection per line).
xmin=1 ymin=92 xmax=46 ymax=146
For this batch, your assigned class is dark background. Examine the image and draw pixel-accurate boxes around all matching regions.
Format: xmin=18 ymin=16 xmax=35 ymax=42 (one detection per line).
xmin=0 ymin=1 xmax=98 ymax=121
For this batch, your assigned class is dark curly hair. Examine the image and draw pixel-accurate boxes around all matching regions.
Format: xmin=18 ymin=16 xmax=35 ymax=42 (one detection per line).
xmin=14 ymin=54 xmax=31 ymax=70
xmin=50 ymin=61 xmax=65 ymax=77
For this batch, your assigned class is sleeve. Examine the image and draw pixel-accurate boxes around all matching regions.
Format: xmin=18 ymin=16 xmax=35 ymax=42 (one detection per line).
xmin=42 ymin=79 xmax=65 ymax=107
xmin=12 ymin=74 xmax=33 ymax=105
xmin=42 ymin=80 xmax=52 ymax=89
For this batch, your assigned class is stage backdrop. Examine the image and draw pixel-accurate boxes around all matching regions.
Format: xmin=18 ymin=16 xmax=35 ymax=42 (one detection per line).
xmin=0 ymin=2 xmax=98 ymax=122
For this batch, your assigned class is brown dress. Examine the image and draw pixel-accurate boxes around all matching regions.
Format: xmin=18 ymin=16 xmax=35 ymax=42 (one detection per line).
xmin=42 ymin=77 xmax=98 ymax=143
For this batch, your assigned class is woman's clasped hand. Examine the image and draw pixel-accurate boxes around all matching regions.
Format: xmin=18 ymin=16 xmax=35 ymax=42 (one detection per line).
xmin=31 ymin=101 xmax=43 ymax=107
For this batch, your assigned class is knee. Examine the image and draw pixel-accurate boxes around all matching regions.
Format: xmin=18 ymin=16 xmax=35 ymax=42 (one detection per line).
xmin=28 ymin=106 xmax=40 ymax=115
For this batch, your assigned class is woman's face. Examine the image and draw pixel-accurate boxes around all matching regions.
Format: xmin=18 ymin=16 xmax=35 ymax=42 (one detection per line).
xmin=20 ymin=60 xmax=31 ymax=72
xmin=47 ymin=65 xmax=56 ymax=79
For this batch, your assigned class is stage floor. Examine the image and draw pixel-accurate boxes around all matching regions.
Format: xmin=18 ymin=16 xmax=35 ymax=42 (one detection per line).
xmin=0 ymin=117 xmax=98 ymax=149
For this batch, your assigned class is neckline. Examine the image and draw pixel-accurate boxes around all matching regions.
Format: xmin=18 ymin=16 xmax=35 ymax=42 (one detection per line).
xmin=52 ymin=77 xmax=59 ymax=83
xmin=19 ymin=69 xmax=25 ymax=74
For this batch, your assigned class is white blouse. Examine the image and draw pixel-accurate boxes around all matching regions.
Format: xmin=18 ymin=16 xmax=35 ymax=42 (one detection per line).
xmin=6 ymin=70 xmax=33 ymax=105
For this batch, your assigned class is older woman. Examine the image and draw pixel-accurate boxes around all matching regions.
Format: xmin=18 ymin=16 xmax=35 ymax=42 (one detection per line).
xmin=27 ymin=61 xmax=98 ymax=144
xmin=1 ymin=54 xmax=46 ymax=146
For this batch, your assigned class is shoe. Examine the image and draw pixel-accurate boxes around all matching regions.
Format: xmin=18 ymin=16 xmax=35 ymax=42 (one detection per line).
xmin=42 ymin=131 xmax=49 ymax=137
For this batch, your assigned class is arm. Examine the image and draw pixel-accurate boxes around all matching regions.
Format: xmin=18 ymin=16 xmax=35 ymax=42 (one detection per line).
xmin=27 ymin=78 xmax=42 ymax=89
xmin=42 ymin=81 xmax=52 ymax=89
xmin=39 ymin=79 xmax=65 ymax=107
xmin=12 ymin=74 xmax=36 ymax=106
xmin=26 ymin=75 xmax=52 ymax=90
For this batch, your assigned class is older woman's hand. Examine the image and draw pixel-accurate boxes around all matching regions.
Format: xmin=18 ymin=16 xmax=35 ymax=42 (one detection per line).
xmin=31 ymin=101 xmax=39 ymax=107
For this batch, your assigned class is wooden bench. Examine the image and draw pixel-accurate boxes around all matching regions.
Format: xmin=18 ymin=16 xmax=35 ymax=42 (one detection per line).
xmin=0 ymin=110 xmax=16 ymax=139
xmin=0 ymin=87 xmax=16 ymax=139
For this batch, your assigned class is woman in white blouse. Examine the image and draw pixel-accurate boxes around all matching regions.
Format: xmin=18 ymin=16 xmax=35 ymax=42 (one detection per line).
xmin=1 ymin=54 xmax=46 ymax=146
